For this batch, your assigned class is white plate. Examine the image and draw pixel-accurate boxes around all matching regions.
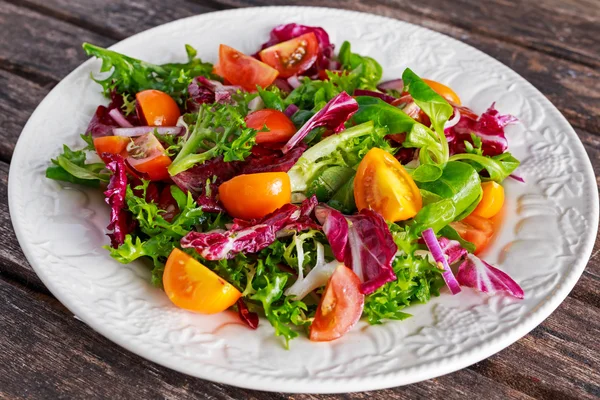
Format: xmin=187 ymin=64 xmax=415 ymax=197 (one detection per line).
xmin=8 ymin=6 xmax=598 ymax=393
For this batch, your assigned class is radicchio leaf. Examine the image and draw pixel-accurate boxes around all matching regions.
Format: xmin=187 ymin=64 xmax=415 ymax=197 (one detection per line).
xmin=104 ymin=154 xmax=130 ymax=248
xmin=316 ymin=205 xmax=397 ymax=295
xmin=186 ymin=76 xmax=243 ymax=111
xmin=445 ymin=103 xmax=518 ymax=156
xmin=240 ymin=143 xmax=307 ymax=174
xmin=282 ymin=92 xmax=358 ymax=153
xmin=237 ymin=299 xmax=259 ymax=329
xmin=87 ymin=92 xmax=139 ymax=138
xmin=181 ymin=196 xmax=319 ymax=260
xmin=438 ymin=237 xmax=468 ymax=265
xmin=170 ymin=156 xmax=239 ymax=213
xmin=353 ymin=89 xmax=396 ymax=104
xmin=457 ymin=254 xmax=524 ymax=299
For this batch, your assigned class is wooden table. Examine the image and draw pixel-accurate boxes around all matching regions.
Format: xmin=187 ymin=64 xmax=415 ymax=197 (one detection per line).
xmin=1 ymin=0 xmax=599 ymax=398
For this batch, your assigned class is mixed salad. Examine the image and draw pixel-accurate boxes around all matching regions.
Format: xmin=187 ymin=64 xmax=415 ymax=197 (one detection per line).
xmin=46 ymin=23 xmax=524 ymax=346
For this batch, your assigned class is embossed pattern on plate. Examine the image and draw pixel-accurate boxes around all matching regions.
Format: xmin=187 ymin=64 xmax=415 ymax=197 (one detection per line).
xmin=8 ymin=7 xmax=598 ymax=393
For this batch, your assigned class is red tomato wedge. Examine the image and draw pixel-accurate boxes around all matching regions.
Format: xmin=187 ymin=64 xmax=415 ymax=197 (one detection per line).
xmin=217 ymin=45 xmax=279 ymax=92
xmin=258 ymin=33 xmax=319 ymax=78
xmin=136 ymin=89 xmax=180 ymax=126
xmin=245 ymin=109 xmax=297 ymax=143
xmin=309 ymin=265 xmax=364 ymax=342
xmin=450 ymin=214 xmax=494 ymax=254
xmin=354 ymin=147 xmax=422 ymax=222
xmin=126 ymin=132 xmax=172 ymax=181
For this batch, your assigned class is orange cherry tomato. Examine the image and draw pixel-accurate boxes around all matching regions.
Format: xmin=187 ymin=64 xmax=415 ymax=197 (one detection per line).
xmin=136 ymin=89 xmax=181 ymax=126
xmin=450 ymin=214 xmax=494 ymax=254
xmin=93 ymin=136 xmax=130 ymax=161
xmin=245 ymin=109 xmax=297 ymax=144
xmin=354 ymin=147 xmax=422 ymax=222
xmin=219 ymin=172 xmax=291 ymax=220
xmin=471 ymin=181 xmax=505 ymax=218
xmin=259 ymin=33 xmax=320 ymax=78
xmin=163 ymin=248 xmax=241 ymax=313
xmin=423 ymin=79 xmax=461 ymax=105
xmin=217 ymin=44 xmax=279 ymax=92
xmin=126 ymin=132 xmax=172 ymax=181
xmin=309 ymin=265 xmax=364 ymax=342
xmin=219 ymin=172 xmax=292 ymax=220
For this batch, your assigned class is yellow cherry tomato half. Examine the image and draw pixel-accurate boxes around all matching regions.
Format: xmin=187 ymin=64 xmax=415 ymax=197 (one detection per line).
xmin=354 ymin=147 xmax=422 ymax=222
xmin=163 ymin=248 xmax=241 ymax=314
xmin=136 ymin=89 xmax=181 ymax=126
xmin=471 ymin=181 xmax=505 ymax=219
xmin=423 ymin=79 xmax=461 ymax=105
xmin=219 ymin=172 xmax=291 ymax=220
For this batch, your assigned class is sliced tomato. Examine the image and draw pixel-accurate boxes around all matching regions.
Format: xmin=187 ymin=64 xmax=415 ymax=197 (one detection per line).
xmin=354 ymin=147 xmax=422 ymax=222
xmin=136 ymin=89 xmax=181 ymax=126
xmin=93 ymin=136 xmax=130 ymax=162
xmin=309 ymin=265 xmax=364 ymax=342
xmin=245 ymin=109 xmax=297 ymax=143
xmin=259 ymin=33 xmax=319 ymax=78
xmin=217 ymin=44 xmax=279 ymax=92
xmin=218 ymin=172 xmax=291 ymax=220
xmin=163 ymin=248 xmax=241 ymax=313
xmin=126 ymin=132 xmax=172 ymax=181
xmin=450 ymin=214 xmax=494 ymax=254
xmin=471 ymin=181 xmax=505 ymax=219
xmin=422 ymin=79 xmax=461 ymax=105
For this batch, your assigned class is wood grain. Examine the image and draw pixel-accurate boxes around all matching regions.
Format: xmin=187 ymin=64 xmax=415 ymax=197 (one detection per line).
xmin=1 ymin=0 xmax=598 ymax=136
xmin=0 ymin=0 xmax=599 ymax=398
xmin=0 ymin=276 xmax=539 ymax=400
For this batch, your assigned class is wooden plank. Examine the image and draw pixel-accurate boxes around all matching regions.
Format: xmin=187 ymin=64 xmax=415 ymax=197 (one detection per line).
xmin=471 ymin=296 xmax=600 ymax=399
xmin=204 ymin=0 xmax=600 ymax=134
xmin=209 ymin=0 xmax=600 ymax=69
xmin=0 ymin=161 xmax=46 ymax=293
xmin=1 ymin=1 xmax=599 ymax=134
xmin=0 ymin=1 xmax=112 ymax=84
xmin=10 ymin=0 xmax=217 ymax=41
xmin=0 ymin=276 xmax=534 ymax=399
xmin=0 ymin=69 xmax=49 ymax=162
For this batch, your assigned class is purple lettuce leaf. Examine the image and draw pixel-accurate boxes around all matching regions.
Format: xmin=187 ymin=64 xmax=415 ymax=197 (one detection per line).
xmin=240 ymin=143 xmax=307 ymax=174
xmin=422 ymin=229 xmax=461 ymax=295
xmin=446 ymin=103 xmax=518 ymax=156
xmin=104 ymin=154 xmax=131 ymax=248
xmin=186 ymin=77 xmax=243 ymax=111
xmin=354 ymin=89 xmax=397 ymax=104
xmin=438 ymin=237 xmax=468 ymax=265
xmin=181 ymin=196 xmax=319 ymax=260
xmin=87 ymin=92 xmax=139 ymax=138
xmin=316 ymin=205 xmax=397 ymax=295
xmin=457 ymin=254 xmax=524 ymax=299
xmin=282 ymin=92 xmax=358 ymax=153
xmin=170 ymin=156 xmax=239 ymax=213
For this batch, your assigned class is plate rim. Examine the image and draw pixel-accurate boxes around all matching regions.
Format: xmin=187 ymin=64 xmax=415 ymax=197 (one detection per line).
xmin=8 ymin=6 xmax=599 ymax=393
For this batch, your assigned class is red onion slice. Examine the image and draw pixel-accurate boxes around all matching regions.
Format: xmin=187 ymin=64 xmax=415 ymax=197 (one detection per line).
xmin=422 ymin=228 xmax=462 ymax=295
xmin=248 ymin=96 xmax=264 ymax=112
xmin=287 ymin=75 xmax=302 ymax=89
xmin=108 ymin=108 xmax=133 ymax=128
xmin=284 ymin=104 xmax=299 ymax=118
xmin=444 ymin=109 xmax=461 ymax=130
xmin=113 ymin=126 xmax=183 ymax=137
xmin=377 ymin=79 xmax=404 ymax=92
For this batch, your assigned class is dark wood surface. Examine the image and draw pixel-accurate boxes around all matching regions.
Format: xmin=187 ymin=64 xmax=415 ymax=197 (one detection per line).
xmin=1 ymin=0 xmax=599 ymax=398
